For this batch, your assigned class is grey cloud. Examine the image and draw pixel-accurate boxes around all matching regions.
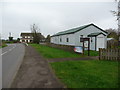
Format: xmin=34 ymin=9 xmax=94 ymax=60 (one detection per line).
xmin=1 ymin=2 xmax=117 ymax=39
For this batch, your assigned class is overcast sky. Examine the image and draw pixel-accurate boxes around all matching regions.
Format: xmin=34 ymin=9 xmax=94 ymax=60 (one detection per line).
xmin=0 ymin=0 xmax=118 ymax=39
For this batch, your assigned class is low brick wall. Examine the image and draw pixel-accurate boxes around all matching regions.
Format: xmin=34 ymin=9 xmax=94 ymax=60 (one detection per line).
xmin=45 ymin=43 xmax=75 ymax=52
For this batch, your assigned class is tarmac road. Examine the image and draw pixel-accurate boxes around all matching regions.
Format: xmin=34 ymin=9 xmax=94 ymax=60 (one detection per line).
xmin=2 ymin=43 xmax=25 ymax=88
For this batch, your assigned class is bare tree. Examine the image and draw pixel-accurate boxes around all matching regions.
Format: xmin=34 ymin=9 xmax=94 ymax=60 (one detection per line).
xmin=111 ymin=0 xmax=120 ymax=45
xmin=45 ymin=35 xmax=51 ymax=43
xmin=118 ymin=1 xmax=120 ymax=42
xmin=31 ymin=24 xmax=41 ymax=44
xmin=105 ymin=28 xmax=118 ymax=40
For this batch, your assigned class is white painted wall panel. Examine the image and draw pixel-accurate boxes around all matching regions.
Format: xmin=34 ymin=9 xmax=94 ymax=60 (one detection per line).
xmin=97 ymin=34 xmax=107 ymax=51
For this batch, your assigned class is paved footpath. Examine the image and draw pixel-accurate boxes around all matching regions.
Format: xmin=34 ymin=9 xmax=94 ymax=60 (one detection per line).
xmin=11 ymin=45 xmax=64 ymax=88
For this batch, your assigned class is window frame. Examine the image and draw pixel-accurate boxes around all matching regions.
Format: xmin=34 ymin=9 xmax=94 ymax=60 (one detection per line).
xmin=80 ymin=35 xmax=83 ymax=42
xmin=60 ymin=38 xmax=62 ymax=42
xmin=66 ymin=38 xmax=69 ymax=42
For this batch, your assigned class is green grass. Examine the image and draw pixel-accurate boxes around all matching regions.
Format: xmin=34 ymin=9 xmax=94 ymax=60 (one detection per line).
xmin=0 ymin=43 xmax=7 ymax=48
xmin=2 ymin=44 xmax=7 ymax=48
xmin=30 ymin=44 xmax=83 ymax=59
xmin=84 ymin=50 xmax=99 ymax=56
xmin=50 ymin=60 xmax=119 ymax=88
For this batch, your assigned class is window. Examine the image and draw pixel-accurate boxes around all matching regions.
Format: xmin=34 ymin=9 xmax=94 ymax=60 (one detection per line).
xmin=60 ymin=38 xmax=62 ymax=42
xmin=91 ymin=37 xmax=93 ymax=42
xmin=81 ymin=35 xmax=83 ymax=38
xmin=22 ymin=40 xmax=25 ymax=42
xmin=66 ymin=38 xmax=69 ymax=42
xmin=28 ymin=36 xmax=30 ymax=38
xmin=80 ymin=35 xmax=83 ymax=42
xmin=26 ymin=40 xmax=28 ymax=43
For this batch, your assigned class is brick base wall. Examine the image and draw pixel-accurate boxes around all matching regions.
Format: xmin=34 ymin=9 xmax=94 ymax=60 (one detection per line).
xmin=45 ymin=43 xmax=75 ymax=52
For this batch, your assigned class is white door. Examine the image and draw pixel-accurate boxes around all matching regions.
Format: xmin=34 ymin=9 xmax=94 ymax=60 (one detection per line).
xmin=90 ymin=37 xmax=95 ymax=50
xmin=97 ymin=35 xmax=105 ymax=51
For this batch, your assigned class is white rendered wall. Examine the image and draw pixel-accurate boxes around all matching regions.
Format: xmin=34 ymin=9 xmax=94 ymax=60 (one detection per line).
xmin=58 ymin=34 xmax=75 ymax=46
xmin=20 ymin=40 xmax=22 ymax=42
xmin=51 ymin=25 xmax=107 ymax=50
xmin=28 ymin=40 xmax=30 ymax=43
xmin=51 ymin=34 xmax=75 ymax=46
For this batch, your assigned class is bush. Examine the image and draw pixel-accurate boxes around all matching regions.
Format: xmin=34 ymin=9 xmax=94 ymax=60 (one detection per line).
xmin=107 ymin=39 xmax=118 ymax=49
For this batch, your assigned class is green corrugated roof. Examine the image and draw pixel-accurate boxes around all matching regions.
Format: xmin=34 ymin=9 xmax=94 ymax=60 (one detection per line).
xmin=88 ymin=32 xmax=106 ymax=37
xmin=52 ymin=23 xmax=107 ymax=37
xmin=52 ymin=24 xmax=92 ymax=36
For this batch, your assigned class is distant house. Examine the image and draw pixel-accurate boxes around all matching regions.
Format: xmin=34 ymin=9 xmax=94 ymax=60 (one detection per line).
xmin=20 ymin=32 xmax=45 ymax=43
xmin=51 ymin=23 xmax=108 ymax=51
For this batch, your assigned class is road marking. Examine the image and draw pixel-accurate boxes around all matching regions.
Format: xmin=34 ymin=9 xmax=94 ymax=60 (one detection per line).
xmin=25 ymin=43 xmax=28 ymax=46
xmin=1 ymin=51 xmax=8 ymax=55
xmin=1 ymin=45 xmax=16 ymax=56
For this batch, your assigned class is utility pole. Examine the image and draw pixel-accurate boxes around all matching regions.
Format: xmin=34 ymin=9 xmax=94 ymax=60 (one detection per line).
xmin=9 ymin=32 xmax=13 ymax=41
xmin=9 ymin=32 xmax=11 ymax=37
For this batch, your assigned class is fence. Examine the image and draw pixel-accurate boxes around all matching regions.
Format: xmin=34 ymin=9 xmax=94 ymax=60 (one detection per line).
xmin=99 ymin=48 xmax=120 ymax=61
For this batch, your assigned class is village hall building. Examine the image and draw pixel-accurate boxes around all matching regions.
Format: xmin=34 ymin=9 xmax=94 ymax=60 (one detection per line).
xmin=51 ymin=23 xmax=108 ymax=51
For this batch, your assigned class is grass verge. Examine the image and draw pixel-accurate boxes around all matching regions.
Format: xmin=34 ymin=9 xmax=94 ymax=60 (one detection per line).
xmin=2 ymin=44 xmax=7 ymax=48
xmin=50 ymin=60 xmax=119 ymax=88
xmin=30 ymin=44 xmax=83 ymax=59
xmin=84 ymin=50 xmax=99 ymax=56
xmin=0 ymin=43 xmax=7 ymax=48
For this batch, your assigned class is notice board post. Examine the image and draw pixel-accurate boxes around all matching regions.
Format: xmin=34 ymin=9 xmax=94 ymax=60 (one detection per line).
xmin=80 ymin=38 xmax=90 ymax=56
xmin=83 ymin=40 xmax=84 ymax=55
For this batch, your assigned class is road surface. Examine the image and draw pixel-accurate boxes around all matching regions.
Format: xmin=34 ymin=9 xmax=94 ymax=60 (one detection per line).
xmin=2 ymin=44 xmax=25 ymax=88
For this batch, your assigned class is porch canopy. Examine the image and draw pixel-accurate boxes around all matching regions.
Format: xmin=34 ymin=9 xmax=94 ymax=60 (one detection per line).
xmin=88 ymin=32 xmax=106 ymax=37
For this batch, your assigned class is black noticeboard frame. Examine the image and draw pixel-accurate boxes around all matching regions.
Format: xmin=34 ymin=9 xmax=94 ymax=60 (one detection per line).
xmin=80 ymin=38 xmax=90 ymax=56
